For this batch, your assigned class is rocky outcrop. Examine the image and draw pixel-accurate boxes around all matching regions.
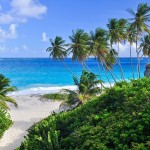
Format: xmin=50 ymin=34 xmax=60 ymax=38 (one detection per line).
xmin=59 ymin=99 xmax=82 ymax=112
xmin=144 ymin=64 xmax=150 ymax=77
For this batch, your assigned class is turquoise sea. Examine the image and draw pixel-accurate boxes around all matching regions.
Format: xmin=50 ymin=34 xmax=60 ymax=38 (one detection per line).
xmin=0 ymin=58 xmax=149 ymax=95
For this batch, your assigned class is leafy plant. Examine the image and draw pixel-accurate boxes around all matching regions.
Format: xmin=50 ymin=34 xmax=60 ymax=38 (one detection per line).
xmin=0 ymin=108 xmax=12 ymax=139
xmin=64 ymin=70 xmax=102 ymax=104
xmin=0 ymin=74 xmax=17 ymax=110
xmin=17 ymin=77 xmax=150 ymax=150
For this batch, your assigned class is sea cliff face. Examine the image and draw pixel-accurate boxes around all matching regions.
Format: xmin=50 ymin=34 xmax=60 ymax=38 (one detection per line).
xmin=144 ymin=64 xmax=150 ymax=77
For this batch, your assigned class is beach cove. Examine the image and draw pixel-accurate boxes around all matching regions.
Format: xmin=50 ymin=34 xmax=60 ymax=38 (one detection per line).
xmin=0 ymin=94 xmax=61 ymax=150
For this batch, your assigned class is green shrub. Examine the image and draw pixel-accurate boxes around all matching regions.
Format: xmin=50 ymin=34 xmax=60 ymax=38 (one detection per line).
xmin=17 ymin=78 xmax=150 ymax=150
xmin=0 ymin=108 xmax=12 ymax=139
xmin=42 ymin=93 xmax=68 ymax=101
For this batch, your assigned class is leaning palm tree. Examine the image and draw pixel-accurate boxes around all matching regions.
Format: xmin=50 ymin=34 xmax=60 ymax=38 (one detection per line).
xmin=139 ymin=34 xmax=150 ymax=59
xmin=117 ymin=18 xmax=128 ymax=54
xmin=90 ymin=28 xmax=117 ymax=85
xmin=107 ymin=18 xmax=125 ymax=81
xmin=101 ymin=49 xmax=117 ymax=83
xmin=0 ymin=74 xmax=17 ymax=110
xmin=127 ymin=3 xmax=150 ymax=78
xmin=64 ymin=70 xmax=102 ymax=105
xmin=46 ymin=36 xmax=78 ymax=78
xmin=68 ymin=29 xmax=90 ymax=70
xmin=126 ymin=25 xmax=137 ymax=78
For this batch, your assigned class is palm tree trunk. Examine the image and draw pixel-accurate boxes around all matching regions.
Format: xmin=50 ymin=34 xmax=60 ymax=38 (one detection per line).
xmin=130 ymin=44 xmax=135 ymax=79
xmin=61 ymin=60 xmax=79 ymax=79
xmin=117 ymin=42 xmax=123 ymax=79
xmin=100 ymin=55 xmax=117 ymax=83
xmin=136 ymin=36 xmax=141 ymax=78
xmin=83 ymin=62 xmax=92 ymax=72
xmin=97 ymin=62 xmax=105 ymax=89
xmin=118 ymin=41 xmax=120 ymax=55
xmin=97 ymin=62 xmax=102 ymax=80
xmin=101 ymin=62 xmax=112 ymax=88
xmin=81 ymin=61 xmax=85 ymax=70
xmin=111 ymin=45 xmax=125 ymax=81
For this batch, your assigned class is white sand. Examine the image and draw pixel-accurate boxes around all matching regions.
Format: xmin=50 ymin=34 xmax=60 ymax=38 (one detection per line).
xmin=0 ymin=95 xmax=61 ymax=150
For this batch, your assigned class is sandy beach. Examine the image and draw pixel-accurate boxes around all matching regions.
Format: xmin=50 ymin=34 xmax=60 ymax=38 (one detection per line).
xmin=0 ymin=95 xmax=61 ymax=150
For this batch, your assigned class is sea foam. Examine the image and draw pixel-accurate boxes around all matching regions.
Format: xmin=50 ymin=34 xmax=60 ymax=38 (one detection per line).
xmin=8 ymin=85 xmax=78 ymax=96
xmin=8 ymin=83 xmax=113 ymax=96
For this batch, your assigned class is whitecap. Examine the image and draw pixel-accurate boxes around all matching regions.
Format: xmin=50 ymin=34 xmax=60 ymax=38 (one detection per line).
xmin=8 ymin=85 xmax=77 ymax=96
xmin=7 ymin=82 xmax=114 ymax=96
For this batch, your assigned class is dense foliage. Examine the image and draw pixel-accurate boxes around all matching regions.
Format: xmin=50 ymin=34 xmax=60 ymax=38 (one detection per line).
xmin=0 ymin=74 xmax=16 ymax=139
xmin=18 ymin=77 xmax=150 ymax=150
xmin=0 ymin=108 xmax=12 ymax=139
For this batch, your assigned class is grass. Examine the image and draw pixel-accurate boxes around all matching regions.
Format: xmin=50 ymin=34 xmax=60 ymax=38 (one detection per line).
xmin=42 ymin=93 xmax=69 ymax=101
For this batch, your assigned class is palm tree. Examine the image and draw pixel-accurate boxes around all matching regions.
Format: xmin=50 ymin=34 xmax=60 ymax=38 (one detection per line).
xmin=127 ymin=3 xmax=150 ymax=78
xmin=139 ymin=34 xmax=150 ymax=59
xmin=64 ymin=70 xmax=102 ymax=105
xmin=0 ymin=74 xmax=17 ymax=110
xmin=68 ymin=29 xmax=90 ymax=70
xmin=107 ymin=18 xmax=125 ymax=81
xmin=101 ymin=49 xmax=117 ymax=83
xmin=90 ymin=28 xmax=117 ymax=85
xmin=127 ymin=25 xmax=136 ymax=78
xmin=117 ymin=18 xmax=128 ymax=54
xmin=46 ymin=36 xmax=78 ymax=78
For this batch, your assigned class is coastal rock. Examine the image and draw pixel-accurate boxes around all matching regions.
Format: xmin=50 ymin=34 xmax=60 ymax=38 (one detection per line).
xmin=144 ymin=64 xmax=150 ymax=77
xmin=59 ymin=101 xmax=81 ymax=112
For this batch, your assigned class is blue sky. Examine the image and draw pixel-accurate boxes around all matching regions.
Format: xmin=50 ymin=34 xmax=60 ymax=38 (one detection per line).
xmin=0 ymin=0 xmax=149 ymax=58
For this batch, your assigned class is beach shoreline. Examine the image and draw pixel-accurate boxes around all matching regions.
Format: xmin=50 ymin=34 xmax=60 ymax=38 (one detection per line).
xmin=0 ymin=94 xmax=62 ymax=150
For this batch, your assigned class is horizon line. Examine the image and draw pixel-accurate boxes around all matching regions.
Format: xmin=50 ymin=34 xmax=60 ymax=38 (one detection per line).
xmin=0 ymin=57 xmax=149 ymax=59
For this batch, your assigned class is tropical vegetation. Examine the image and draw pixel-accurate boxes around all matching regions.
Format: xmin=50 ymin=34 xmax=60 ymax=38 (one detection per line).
xmin=63 ymin=70 xmax=102 ymax=105
xmin=46 ymin=3 xmax=150 ymax=83
xmin=43 ymin=93 xmax=69 ymax=101
xmin=17 ymin=3 xmax=149 ymax=149
xmin=1 ymin=2 xmax=150 ymax=149
xmin=0 ymin=74 xmax=17 ymax=139
xmin=17 ymin=77 xmax=150 ymax=150
xmin=127 ymin=3 xmax=150 ymax=78
xmin=0 ymin=108 xmax=12 ymax=139
xmin=0 ymin=74 xmax=17 ymax=110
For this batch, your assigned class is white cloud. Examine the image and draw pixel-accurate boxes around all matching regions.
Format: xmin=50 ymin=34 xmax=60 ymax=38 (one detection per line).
xmin=0 ymin=0 xmax=47 ymax=24
xmin=0 ymin=13 xmax=14 ymax=24
xmin=0 ymin=23 xmax=17 ymax=42
xmin=9 ymin=23 xmax=17 ymax=38
xmin=42 ymin=32 xmax=48 ymax=42
xmin=23 ymin=44 xmax=28 ymax=50
xmin=11 ymin=0 xmax=47 ymax=18
xmin=113 ymin=42 xmax=137 ymax=57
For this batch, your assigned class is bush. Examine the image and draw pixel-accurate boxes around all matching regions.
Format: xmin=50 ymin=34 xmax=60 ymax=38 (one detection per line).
xmin=0 ymin=108 xmax=12 ymax=139
xmin=17 ymin=78 xmax=150 ymax=150
xmin=42 ymin=93 xmax=68 ymax=101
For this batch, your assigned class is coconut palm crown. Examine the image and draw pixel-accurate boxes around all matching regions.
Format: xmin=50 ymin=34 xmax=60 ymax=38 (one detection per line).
xmin=139 ymin=34 xmax=150 ymax=57
xmin=68 ymin=29 xmax=90 ymax=63
xmin=46 ymin=36 xmax=67 ymax=60
xmin=0 ymin=74 xmax=17 ymax=110
xmin=46 ymin=36 xmax=78 ymax=78
xmin=64 ymin=70 xmax=102 ymax=104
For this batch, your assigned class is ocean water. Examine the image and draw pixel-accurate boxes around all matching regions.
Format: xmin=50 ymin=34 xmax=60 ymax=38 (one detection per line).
xmin=0 ymin=58 xmax=149 ymax=95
